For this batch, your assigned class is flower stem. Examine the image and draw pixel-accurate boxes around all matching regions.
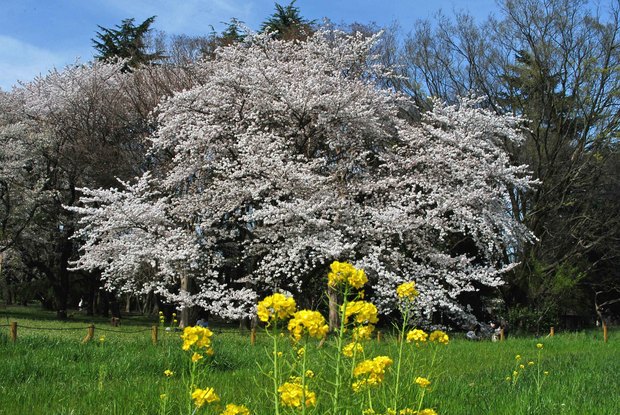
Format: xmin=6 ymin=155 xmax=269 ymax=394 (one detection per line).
xmin=332 ymin=285 xmax=349 ymax=415
xmin=393 ymin=307 xmax=409 ymax=411
xmin=301 ymin=339 xmax=307 ymax=415
xmin=273 ymin=324 xmax=280 ymax=415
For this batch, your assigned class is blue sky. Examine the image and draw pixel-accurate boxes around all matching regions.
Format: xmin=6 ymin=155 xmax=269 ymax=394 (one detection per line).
xmin=0 ymin=0 xmax=502 ymax=90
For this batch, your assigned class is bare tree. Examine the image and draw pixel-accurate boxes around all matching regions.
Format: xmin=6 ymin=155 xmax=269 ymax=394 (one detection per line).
xmin=396 ymin=0 xmax=620 ymax=329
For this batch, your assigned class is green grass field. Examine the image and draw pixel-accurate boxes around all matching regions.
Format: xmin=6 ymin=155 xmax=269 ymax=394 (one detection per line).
xmin=1 ymin=306 xmax=618 ymax=415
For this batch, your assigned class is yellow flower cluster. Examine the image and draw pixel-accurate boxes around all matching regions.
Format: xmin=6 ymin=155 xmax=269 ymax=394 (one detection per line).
xmin=257 ymin=293 xmax=297 ymax=323
xmin=181 ymin=326 xmax=214 ymax=354
xmin=342 ymin=341 xmax=364 ymax=357
xmin=287 ymin=310 xmax=329 ymax=341
xmin=352 ymin=324 xmax=375 ymax=341
xmin=406 ymin=329 xmax=428 ymax=344
xmin=415 ymin=377 xmax=431 ymax=388
xmin=429 ymin=330 xmax=449 ymax=345
xmin=396 ymin=281 xmax=419 ymax=300
xmin=220 ymin=403 xmax=251 ymax=415
xmin=328 ymin=261 xmax=367 ymax=289
xmin=278 ymin=380 xmax=317 ymax=408
xmin=352 ymin=356 xmax=393 ymax=392
xmin=192 ymin=387 xmax=219 ymax=408
xmin=163 ymin=369 xmax=174 ymax=377
xmin=343 ymin=301 xmax=379 ymax=325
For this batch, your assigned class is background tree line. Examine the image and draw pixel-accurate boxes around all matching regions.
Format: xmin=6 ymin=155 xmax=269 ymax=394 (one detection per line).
xmin=0 ymin=0 xmax=618 ymax=332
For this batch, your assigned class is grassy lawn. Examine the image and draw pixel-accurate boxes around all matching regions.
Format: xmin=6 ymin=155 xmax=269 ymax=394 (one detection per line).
xmin=1 ymin=305 xmax=618 ymax=415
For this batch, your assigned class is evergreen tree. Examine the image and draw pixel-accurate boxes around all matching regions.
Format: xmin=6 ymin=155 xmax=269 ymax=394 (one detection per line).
xmin=93 ymin=16 xmax=163 ymax=71
xmin=260 ymin=1 xmax=314 ymax=40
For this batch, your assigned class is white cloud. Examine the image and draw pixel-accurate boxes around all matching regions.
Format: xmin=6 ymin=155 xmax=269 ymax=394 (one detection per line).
xmin=0 ymin=35 xmax=88 ymax=91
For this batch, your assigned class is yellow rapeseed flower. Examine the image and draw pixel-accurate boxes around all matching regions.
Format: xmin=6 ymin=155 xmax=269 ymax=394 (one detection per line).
xmin=287 ymin=310 xmax=329 ymax=341
xmin=415 ymin=377 xmax=431 ymax=388
xmin=220 ymin=403 xmax=251 ymax=415
xmin=192 ymin=352 xmax=203 ymax=362
xmin=399 ymin=409 xmax=416 ymax=415
xmin=181 ymin=326 xmax=214 ymax=354
xmin=342 ymin=341 xmax=364 ymax=357
xmin=305 ymin=370 xmax=314 ymax=379
xmin=537 ymin=343 xmax=544 ymax=349
xmin=163 ymin=369 xmax=174 ymax=377
xmin=342 ymin=301 xmax=379 ymax=325
xmin=257 ymin=293 xmax=296 ymax=323
xmin=418 ymin=409 xmax=438 ymax=415
xmin=352 ymin=324 xmax=375 ymax=341
xmin=327 ymin=261 xmax=367 ymax=289
xmin=352 ymin=356 xmax=393 ymax=391
xmin=528 ymin=361 xmax=535 ymax=366
xmin=278 ymin=381 xmax=316 ymax=408
xmin=406 ymin=329 xmax=428 ymax=344
xmin=396 ymin=281 xmax=419 ymax=300
xmin=192 ymin=387 xmax=219 ymax=408
xmin=429 ymin=330 xmax=449 ymax=345
xmin=515 ymin=354 xmax=521 ymax=360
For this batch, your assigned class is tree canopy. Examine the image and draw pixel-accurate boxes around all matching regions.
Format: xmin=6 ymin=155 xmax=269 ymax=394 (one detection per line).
xmin=68 ymin=31 xmax=534 ymax=324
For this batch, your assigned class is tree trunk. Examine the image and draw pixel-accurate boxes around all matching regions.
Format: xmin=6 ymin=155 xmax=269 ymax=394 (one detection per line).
xmin=328 ymin=285 xmax=339 ymax=331
xmin=54 ymin=227 xmax=75 ymax=320
xmin=180 ymin=272 xmax=190 ymax=328
xmin=125 ymin=293 xmax=131 ymax=313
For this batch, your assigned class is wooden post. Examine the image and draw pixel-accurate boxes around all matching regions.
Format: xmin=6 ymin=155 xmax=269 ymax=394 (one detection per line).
xmin=377 ymin=330 xmax=382 ymax=343
xmin=82 ymin=324 xmax=95 ymax=344
xmin=549 ymin=326 xmax=555 ymax=337
xmin=151 ymin=325 xmax=158 ymax=345
xmin=250 ymin=327 xmax=256 ymax=346
xmin=499 ymin=328 xmax=505 ymax=341
xmin=603 ymin=321 xmax=608 ymax=343
xmin=9 ymin=322 xmax=17 ymax=342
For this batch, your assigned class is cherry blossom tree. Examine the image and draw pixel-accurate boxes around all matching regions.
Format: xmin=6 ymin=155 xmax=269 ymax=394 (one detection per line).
xmin=0 ymin=59 xmax=198 ymax=317
xmin=70 ymin=30 xmax=534 ymax=324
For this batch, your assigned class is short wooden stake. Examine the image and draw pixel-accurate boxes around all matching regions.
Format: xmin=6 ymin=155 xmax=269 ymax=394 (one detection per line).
xmin=377 ymin=330 xmax=382 ymax=343
xmin=151 ymin=325 xmax=158 ymax=345
xmin=499 ymin=328 xmax=505 ymax=341
xmin=549 ymin=326 xmax=555 ymax=337
xmin=82 ymin=324 xmax=95 ymax=344
xmin=250 ymin=327 xmax=256 ymax=346
xmin=9 ymin=322 xmax=17 ymax=342
xmin=603 ymin=321 xmax=608 ymax=343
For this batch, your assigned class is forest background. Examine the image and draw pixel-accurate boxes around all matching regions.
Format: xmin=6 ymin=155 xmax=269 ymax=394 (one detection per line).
xmin=0 ymin=0 xmax=618 ymax=334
